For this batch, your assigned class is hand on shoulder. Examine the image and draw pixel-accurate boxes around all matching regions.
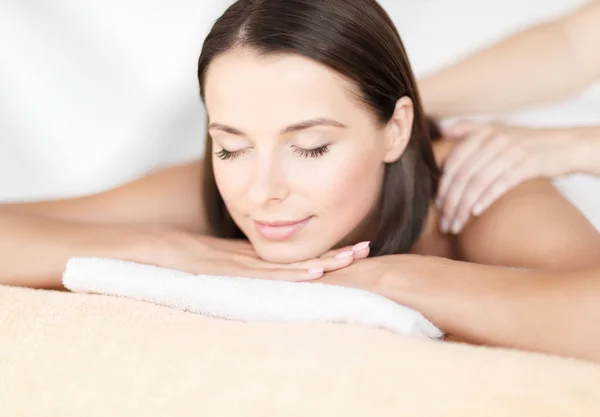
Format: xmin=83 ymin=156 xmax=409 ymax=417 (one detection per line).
xmin=434 ymin=121 xmax=594 ymax=234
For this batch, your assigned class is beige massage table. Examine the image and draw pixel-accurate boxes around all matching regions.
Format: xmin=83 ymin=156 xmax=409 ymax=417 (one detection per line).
xmin=1 ymin=285 xmax=599 ymax=416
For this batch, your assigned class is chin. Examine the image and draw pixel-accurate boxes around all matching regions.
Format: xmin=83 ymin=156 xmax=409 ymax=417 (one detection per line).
xmin=252 ymin=241 xmax=329 ymax=264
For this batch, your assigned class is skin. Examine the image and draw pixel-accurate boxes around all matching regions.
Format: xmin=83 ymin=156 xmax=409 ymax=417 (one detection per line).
xmin=203 ymin=48 xmax=599 ymax=269
xmin=1 ymin=47 xmax=598 ymax=361
xmin=436 ymin=121 xmax=600 ymax=235
xmin=200 ymin=48 xmax=600 ymax=362
xmin=204 ymin=49 xmax=411 ymax=264
xmin=419 ymin=0 xmax=600 ymax=117
xmin=417 ymin=0 xmax=600 ymax=233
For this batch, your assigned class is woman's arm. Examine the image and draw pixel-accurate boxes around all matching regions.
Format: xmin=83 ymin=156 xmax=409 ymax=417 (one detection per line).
xmin=412 ymin=176 xmax=599 ymax=359
xmin=320 ymin=251 xmax=600 ymax=362
xmin=0 ymin=161 xmax=206 ymax=288
xmin=321 ymin=174 xmax=599 ymax=361
xmin=0 ymin=159 xmax=355 ymax=288
xmin=3 ymin=160 xmax=207 ymax=232
xmin=419 ymin=0 xmax=600 ymax=117
xmin=0 ymin=211 xmax=158 ymax=288
xmin=378 ymin=257 xmax=600 ymax=363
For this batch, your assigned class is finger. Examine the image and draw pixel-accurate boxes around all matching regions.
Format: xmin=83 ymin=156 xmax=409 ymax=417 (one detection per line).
xmin=321 ymin=245 xmax=354 ymax=259
xmin=471 ymin=165 xmax=536 ymax=217
xmin=261 ymin=267 xmax=325 ymax=281
xmin=190 ymin=260 xmax=323 ymax=282
xmin=350 ymin=241 xmax=371 ymax=259
xmin=447 ymin=151 xmax=521 ymax=234
xmin=289 ymin=251 xmax=357 ymax=272
xmin=437 ymin=127 xmax=495 ymax=208
xmin=230 ymin=265 xmax=325 ymax=282
xmin=440 ymin=137 xmax=516 ymax=233
xmin=440 ymin=138 xmax=505 ymax=219
xmin=439 ymin=126 xmax=496 ymax=191
xmin=321 ymin=241 xmax=371 ymax=260
xmin=255 ymin=250 xmax=354 ymax=273
xmin=265 ymin=241 xmax=371 ymax=273
xmin=437 ymin=130 xmax=500 ymax=231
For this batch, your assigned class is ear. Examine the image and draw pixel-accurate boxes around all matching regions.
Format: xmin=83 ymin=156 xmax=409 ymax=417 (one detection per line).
xmin=383 ymin=96 xmax=414 ymax=163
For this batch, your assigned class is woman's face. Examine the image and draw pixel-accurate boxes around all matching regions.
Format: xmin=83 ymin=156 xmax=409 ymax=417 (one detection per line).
xmin=204 ymin=49 xmax=410 ymax=263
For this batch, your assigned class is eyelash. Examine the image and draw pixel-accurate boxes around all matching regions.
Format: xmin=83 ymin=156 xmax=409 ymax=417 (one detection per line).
xmin=215 ymin=149 xmax=245 ymax=161
xmin=215 ymin=145 xmax=330 ymax=161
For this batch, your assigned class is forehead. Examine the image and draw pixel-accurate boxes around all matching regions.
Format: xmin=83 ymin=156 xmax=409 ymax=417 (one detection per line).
xmin=204 ymin=49 xmax=364 ymax=127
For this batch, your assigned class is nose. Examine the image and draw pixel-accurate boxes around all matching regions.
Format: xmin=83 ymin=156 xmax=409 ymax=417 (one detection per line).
xmin=247 ymin=154 xmax=290 ymax=206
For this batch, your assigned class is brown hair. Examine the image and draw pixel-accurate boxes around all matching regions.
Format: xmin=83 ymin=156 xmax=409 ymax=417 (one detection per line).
xmin=198 ymin=0 xmax=441 ymax=256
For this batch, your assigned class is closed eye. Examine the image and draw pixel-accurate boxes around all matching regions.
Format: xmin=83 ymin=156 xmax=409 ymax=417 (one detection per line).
xmin=214 ymin=148 xmax=247 ymax=160
xmin=293 ymin=145 xmax=330 ymax=158
xmin=215 ymin=145 xmax=330 ymax=161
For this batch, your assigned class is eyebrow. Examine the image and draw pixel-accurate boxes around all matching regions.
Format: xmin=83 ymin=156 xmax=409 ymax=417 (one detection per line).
xmin=208 ymin=118 xmax=348 ymax=136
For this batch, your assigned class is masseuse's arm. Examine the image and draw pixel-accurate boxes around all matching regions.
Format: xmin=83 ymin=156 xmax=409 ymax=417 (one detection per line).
xmin=0 ymin=161 xmax=206 ymax=288
xmin=419 ymin=0 xmax=600 ymax=117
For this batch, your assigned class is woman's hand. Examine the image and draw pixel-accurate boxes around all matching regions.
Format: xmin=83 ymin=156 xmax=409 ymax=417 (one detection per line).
xmin=436 ymin=121 xmax=590 ymax=234
xmin=313 ymin=254 xmax=411 ymax=295
xmin=129 ymin=228 xmax=370 ymax=281
xmin=319 ymin=252 xmax=600 ymax=362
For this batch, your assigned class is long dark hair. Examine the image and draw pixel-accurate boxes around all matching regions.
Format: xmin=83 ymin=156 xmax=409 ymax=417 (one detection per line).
xmin=198 ymin=0 xmax=441 ymax=256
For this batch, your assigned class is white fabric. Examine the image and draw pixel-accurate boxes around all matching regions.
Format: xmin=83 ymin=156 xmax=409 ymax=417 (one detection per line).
xmin=0 ymin=0 xmax=233 ymax=202
xmin=62 ymin=257 xmax=443 ymax=339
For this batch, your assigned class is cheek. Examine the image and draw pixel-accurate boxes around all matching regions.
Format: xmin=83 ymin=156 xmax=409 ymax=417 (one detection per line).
xmin=213 ymin=162 xmax=230 ymax=196
xmin=310 ymin=150 xmax=383 ymax=220
xmin=212 ymin=159 xmax=247 ymax=212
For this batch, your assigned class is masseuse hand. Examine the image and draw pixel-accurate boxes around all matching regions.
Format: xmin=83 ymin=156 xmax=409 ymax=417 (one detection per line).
xmin=131 ymin=228 xmax=369 ymax=281
xmin=436 ymin=121 xmax=585 ymax=234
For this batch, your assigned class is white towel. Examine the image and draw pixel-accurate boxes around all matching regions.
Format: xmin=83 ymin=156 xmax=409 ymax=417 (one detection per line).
xmin=62 ymin=257 xmax=443 ymax=339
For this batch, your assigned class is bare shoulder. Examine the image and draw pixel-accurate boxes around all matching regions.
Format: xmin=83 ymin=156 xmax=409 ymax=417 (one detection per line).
xmin=457 ymin=179 xmax=600 ymax=269
xmin=430 ymin=139 xmax=600 ymax=269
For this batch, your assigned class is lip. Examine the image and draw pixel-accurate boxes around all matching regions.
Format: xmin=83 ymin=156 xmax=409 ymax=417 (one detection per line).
xmin=254 ymin=217 xmax=311 ymax=241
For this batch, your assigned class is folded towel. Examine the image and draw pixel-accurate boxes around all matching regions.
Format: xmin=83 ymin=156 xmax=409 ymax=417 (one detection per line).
xmin=62 ymin=257 xmax=442 ymax=339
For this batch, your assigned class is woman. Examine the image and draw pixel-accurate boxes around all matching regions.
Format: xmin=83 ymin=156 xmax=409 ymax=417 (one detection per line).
xmin=1 ymin=0 xmax=599 ymax=361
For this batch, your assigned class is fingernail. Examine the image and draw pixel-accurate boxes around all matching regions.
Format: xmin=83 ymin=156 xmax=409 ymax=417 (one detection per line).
xmin=472 ymin=204 xmax=483 ymax=216
xmin=307 ymin=267 xmax=324 ymax=276
xmin=451 ymin=220 xmax=462 ymax=235
xmin=352 ymin=241 xmax=370 ymax=251
xmin=440 ymin=217 xmax=450 ymax=233
xmin=335 ymin=251 xmax=354 ymax=260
